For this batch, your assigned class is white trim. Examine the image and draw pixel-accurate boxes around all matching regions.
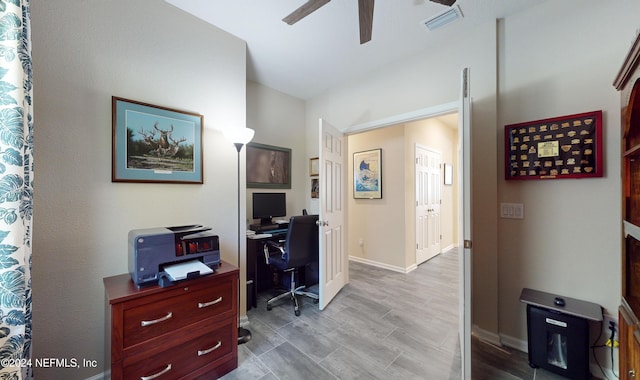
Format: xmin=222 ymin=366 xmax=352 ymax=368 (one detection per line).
xmin=591 ymin=363 xmax=616 ymax=380
xmin=441 ymin=243 xmax=455 ymax=252
xmin=498 ymin=332 xmax=617 ymax=379
xmin=344 ymin=101 xmax=459 ymax=135
xmin=349 ymin=256 xmax=414 ymax=273
xmin=499 ymin=332 xmax=528 ymax=352
xmin=472 ymin=324 xmax=502 ymax=347
xmin=239 ymin=315 xmax=250 ymax=328
xmin=86 ymin=370 xmax=107 ymax=380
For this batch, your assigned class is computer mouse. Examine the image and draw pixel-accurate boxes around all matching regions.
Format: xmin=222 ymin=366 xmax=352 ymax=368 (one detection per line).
xmin=554 ymin=297 xmax=565 ymax=306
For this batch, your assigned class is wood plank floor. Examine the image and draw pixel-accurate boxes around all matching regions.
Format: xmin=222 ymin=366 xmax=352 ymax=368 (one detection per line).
xmin=221 ymin=248 xmax=599 ymax=379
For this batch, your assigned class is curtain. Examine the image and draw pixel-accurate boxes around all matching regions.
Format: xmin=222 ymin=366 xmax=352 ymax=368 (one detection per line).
xmin=0 ymin=0 xmax=33 ymax=379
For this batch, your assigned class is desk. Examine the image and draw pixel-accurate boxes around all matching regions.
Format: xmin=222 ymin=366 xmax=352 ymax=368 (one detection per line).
xmin=246 ymin=229 xmax=319 ymax=310
xmin=246 ymin=231 xmax=287 ymax=309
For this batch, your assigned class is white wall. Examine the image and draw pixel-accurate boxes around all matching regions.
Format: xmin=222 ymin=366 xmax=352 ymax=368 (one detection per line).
xmin=348 ymin=126 xmax=406 ymax=269
xmin=246 ymin=81 xmax=308 ymax=222
xmin=497 ymin=0 xmax=640 ymax=362
xmin=31 ymin=0 xmax=247 ymax=378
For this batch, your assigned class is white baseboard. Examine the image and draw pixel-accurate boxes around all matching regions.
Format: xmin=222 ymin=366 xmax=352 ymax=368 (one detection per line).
xmin=499 ymin=332 xmax=528 ymax=352
xmin=348 ymin=256 xmax=413 ymax=273
xmin=472 ymin=324 xmax=502 ymax=347
xmin=86 ymin=370 xmax=107 ymax=380
xmin=441 ymin=243 xmax=456 ymax=253
xmin=496 ymin=330 xmax=617 ymax=378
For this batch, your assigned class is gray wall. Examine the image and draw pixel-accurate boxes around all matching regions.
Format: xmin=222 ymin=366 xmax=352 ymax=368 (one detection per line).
xmin=32 ymin=0 xmax=247 ymax=378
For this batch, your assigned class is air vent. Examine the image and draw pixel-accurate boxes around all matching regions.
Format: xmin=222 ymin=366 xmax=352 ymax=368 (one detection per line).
xmin=422 ymin=5 xmax=463 ymax=31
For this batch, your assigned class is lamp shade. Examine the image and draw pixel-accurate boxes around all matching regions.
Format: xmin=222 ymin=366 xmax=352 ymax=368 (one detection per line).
xmin=225 ymin=127 xmax=255 ymax=145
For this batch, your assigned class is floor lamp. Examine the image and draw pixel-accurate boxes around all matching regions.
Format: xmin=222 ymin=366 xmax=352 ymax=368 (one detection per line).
xmin=227 ymin=127 xmax=254 ymax=345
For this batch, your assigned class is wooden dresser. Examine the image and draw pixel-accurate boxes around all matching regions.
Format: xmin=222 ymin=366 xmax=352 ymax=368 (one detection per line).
xmin=614 ymin=32 xmax=640 ymax=379
xmin=104 ymin=262 xmax=238 ymax=380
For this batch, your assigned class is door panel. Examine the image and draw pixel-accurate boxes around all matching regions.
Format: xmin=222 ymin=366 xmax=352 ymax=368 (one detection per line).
xmin=416 ymin=145 xmax=441 ymax=264
xmin=318 ymin=118 xmax=347 ymax=310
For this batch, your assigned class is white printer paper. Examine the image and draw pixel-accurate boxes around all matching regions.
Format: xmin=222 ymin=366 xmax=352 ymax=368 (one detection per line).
xmin=164 ymin=260 xmax=213 ymax=281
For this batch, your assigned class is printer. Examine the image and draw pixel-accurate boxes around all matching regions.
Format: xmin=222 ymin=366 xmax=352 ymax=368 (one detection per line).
xmin=129 ymin=225 xmax=221 ymax=287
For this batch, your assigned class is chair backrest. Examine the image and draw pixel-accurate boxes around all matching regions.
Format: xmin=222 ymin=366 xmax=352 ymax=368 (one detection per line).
xmin=283 ymin=214 xmax=319 ymax=269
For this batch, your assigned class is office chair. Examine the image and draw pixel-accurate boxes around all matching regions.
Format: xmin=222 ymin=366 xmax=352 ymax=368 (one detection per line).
xmin=263 ymin=214 xmax=319 ymax=316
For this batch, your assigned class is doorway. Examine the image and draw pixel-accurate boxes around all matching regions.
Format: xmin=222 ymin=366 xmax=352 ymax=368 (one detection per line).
xmin=345 ymin=101 xmax=466 ymax=375
xmin=347 ymin=110 xmax=460 ymax=271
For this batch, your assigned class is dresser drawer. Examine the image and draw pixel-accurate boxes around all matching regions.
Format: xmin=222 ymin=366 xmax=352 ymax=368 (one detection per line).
xmin=122 ymin=276 xmax=234 ymax=348
xmin=123 ymin=318 xmax=235 ymax=380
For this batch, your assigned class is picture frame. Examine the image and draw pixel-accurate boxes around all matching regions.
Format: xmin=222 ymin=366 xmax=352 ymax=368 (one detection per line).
xmin=246 ymin=142 xmax=292 ymax=189
xmin=444 ymin=163 xmax=453 ymax=185
xmin=504 ymin=110 xmax=603 ymax=180
xmin=353 ymin=148 xmax=382 ymax=199
xmin=112 ymin=97 xmax=203 ymax=184
xmin=310 ymin=157 xmax=319 ymax=176
xmin=311 ymin=177 xmax=319 ymax=199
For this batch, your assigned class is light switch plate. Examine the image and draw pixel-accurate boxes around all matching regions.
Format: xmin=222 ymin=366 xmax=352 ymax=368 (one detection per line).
xmin=500 ymin=203 xmax=524 ymax=219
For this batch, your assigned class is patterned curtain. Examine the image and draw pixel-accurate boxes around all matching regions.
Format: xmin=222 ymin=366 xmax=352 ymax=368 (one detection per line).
xmin=0 ymin=0 xmax=33 ymax=379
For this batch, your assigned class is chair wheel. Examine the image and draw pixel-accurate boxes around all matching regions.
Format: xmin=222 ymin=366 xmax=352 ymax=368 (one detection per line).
xmin=295 ymin=309 xmax=301 ymax=316
xmin=267 ymin=304 xmax=272 ymax=311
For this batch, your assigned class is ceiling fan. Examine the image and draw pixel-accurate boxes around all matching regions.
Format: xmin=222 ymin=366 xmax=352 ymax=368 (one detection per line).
xmin=282 ymin=0 xmax=457 ymax=44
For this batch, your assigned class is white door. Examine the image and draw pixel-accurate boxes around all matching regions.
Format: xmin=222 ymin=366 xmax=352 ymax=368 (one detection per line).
xmin=318 ymin=118 xmax=348 ymax=310
xmin=415 ymin=145 xmax=441 ymax=264
xmin=459 ymin=67 xmax=473 ymax=380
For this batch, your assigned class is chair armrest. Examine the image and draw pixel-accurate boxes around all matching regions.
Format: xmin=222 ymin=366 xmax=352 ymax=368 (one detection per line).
xmin=263 ymin=241 xmax=285 ymax=264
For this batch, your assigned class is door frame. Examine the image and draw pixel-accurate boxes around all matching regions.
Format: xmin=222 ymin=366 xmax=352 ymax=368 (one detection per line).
xmin=347 ymin=100 xmax=468 ymax=375
xmin=414 ymin=144 xmax=443 ymax=265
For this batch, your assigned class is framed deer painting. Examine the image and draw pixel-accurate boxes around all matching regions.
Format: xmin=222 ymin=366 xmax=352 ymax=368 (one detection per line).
xmin=112 ymin=97 xmax=203 ymax=183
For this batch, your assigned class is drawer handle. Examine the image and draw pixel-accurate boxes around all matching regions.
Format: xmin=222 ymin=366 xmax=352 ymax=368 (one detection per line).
xmin=198 ymin=296 xmax=222 ymax=309
xmin=198 ymin=341 xmax=222 ymax=356
xmin=140 ymin=363 xmax=171 ymax=380
xmin=140 ymin=312 xmax=173 ymax=327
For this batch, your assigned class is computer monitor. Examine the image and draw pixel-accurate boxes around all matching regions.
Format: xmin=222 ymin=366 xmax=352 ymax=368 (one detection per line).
xmin=252 ymin=192 xmax=286 ymax=226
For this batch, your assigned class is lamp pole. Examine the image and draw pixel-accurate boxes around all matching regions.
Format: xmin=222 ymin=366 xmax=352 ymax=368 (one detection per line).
xmin=227 ymin=127 xmax=254 ymax=345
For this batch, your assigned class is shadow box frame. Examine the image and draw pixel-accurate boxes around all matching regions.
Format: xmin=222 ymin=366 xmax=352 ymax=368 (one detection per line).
xmin=504 ymin=110 xmax=603 ymax=180
xmin=112 ymin=96 xmax=203 ymax=184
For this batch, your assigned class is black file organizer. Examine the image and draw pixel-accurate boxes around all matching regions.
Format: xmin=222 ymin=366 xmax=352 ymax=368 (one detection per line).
xmin=519 ymin=288 xmax=602 ymax=379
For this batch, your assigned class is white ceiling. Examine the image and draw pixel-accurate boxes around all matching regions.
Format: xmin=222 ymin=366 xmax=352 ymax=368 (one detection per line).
xmin=165 ymin=0 xmax=546 ymax=100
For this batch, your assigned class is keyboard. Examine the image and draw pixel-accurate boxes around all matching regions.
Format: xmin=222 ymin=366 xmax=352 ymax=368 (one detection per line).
xmin=248 ymin=233 xmax=272 ymax=239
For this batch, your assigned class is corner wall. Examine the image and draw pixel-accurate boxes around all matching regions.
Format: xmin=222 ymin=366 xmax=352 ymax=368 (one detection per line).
xmin=31 ymin=0 xmax=247 ymax=378
xmin=497 ymin=0 xmax=640 ymax=371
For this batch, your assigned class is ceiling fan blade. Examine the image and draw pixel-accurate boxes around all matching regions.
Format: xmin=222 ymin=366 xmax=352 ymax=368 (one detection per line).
xmin=358 ymin=0 xmax=374 ymax=44
xmin=283 ymin=0 xmax=331 ymax=25
xmin=430 ymin=0 xmax=456 ymax=6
